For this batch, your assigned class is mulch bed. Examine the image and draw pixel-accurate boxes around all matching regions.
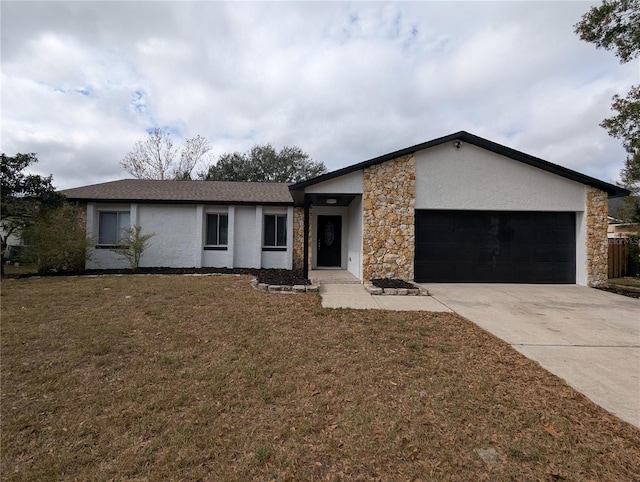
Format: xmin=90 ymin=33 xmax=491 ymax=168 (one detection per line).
xmin=596 ymin=285 xmax=640 ymax=299
xmin=256 ymin=269 xmax=310 ymax=286
xmin=371 ymin=278 xmax=416 ymax=289
xmin=2 ymin=267 xmax=310 ymax=286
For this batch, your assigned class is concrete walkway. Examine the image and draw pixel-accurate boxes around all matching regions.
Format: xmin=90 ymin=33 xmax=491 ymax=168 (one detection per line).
xmin=319 ymin=283 xmax=452 ymax=311
xmin=318 ymin=281 xmax=640 ymax=427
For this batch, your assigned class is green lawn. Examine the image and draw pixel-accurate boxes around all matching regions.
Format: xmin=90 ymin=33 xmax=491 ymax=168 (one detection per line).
xmin=1 ymin=275 xmax=639 ymax=481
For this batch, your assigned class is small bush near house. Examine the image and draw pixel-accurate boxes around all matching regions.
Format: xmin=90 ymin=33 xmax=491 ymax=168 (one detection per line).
xmin=23 ymin=203 xmax=92 ymax=273
xmin=109 ymin=225 xmax=155 ymax=271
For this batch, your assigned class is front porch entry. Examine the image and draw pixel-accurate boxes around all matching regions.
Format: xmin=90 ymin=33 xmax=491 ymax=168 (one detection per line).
xmin=299 ymin=194 xmax=362 ymax=281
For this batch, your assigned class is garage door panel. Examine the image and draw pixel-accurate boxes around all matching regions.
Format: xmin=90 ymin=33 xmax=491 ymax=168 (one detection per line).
xmin=415 ymin=210 xmax=576 ymax=283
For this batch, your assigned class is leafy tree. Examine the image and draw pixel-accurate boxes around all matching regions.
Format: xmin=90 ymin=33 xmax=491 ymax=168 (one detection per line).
xmin=574 ymin=0 xmax=640 ymax=63
xmin=200 ymin=144 xmax=327 ymax=183
xmin=23 ymin=203 xmax=93 ymax=274
xmin=109 ymin=225 xmax=155 ymax=271
xmin=1 ymin=153 xmax=64 ymax=272
xmin=575 ymin=0 xmax=640 ymax=205
xmin=121 ymin=129 xmax=211 ymax=180
xmin=603 ymin=86 xmax=640 ymax=194
xmin=576 ymin=0 xmax=640 ymax=241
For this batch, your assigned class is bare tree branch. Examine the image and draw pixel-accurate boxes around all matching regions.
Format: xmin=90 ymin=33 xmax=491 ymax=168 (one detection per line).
xmin=174 ymin=135 xmax=211 ymax=180
xmin=121 ymin=129 xmax=209 ymax=180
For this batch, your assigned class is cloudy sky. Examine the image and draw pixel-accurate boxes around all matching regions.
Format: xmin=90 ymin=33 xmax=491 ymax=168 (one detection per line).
xmin=1 ymin=1 xmax=637 ymax=190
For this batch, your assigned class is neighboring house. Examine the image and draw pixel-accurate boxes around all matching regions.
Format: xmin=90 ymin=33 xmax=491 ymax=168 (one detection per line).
xmin=608 ymin=217 xmax=638 ymax=239
xmin=607 ymin=197 xmax=638 ymax=239
xmin=63 ymin=131 xmax=629 ymax=286
xmin=1 ymin=225 xmax=26 ymax=263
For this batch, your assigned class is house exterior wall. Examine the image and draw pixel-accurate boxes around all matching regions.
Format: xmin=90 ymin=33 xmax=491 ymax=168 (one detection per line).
xmin=362 ymin=154 xmax=416 ymax=280
xmin=292 ymin=207 xmax=306 ymax=270
xmin=233 ymin=206 xmax=259 ymax=268
xmin=137 ymin=205 xmax=198 ymax=268
xmin=414 ymin=144 xmax=586 ymax=211
xmin=305 ymin=170 xmax=363 ymax=194
xmin=350 ymin=143 xmax=603 ymax=285
xmin=85 ymin=202 xmax=293 ymax=270
xmin=585 ymin=186 xmax=608 ymax=286
xmin=347 ymin=197 xmax=363 ymax=280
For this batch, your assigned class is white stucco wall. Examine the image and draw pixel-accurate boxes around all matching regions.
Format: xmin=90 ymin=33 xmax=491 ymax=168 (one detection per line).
xmin=233 ymin=206 xmax=259 ymax=268
xmin=137 ymin=205 xmax=198 ymax=268
xmin=575 ymin=210 xmax=587 ymax=286
xmin=347 ymin=197 xmax=363 ymax=279
xmin=415 ymin=144 xmax=586 ymax=211
xmin=86 ymin=202 xmax=293 ymax=270
xmin=415 ymin=143 xmax=589 ymax=285
xmin=305 ymin=170 xmax=363 ymax=194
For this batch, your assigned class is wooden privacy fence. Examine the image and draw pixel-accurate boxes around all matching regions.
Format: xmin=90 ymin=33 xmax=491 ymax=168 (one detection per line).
xmin=608 ymin=239 xmax=628 ymax=278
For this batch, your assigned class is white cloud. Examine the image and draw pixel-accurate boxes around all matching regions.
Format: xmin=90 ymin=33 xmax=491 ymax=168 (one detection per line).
xmin=1 ymin=1 xmax=637 ymax=189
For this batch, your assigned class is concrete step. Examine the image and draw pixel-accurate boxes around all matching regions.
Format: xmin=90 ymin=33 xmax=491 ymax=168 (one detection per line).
xmin=313 ymin=278 xmax=361 ymax=285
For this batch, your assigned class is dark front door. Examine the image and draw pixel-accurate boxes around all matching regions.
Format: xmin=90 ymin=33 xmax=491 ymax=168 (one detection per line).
xmin=317 ymin=215 xmax=342 ymax=267
xmin=414 ymin=210 xmax=576 ymax=283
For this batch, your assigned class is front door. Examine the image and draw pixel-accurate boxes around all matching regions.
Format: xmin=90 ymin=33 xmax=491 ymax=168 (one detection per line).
xmin=317 ymin=215 xmax=342 ymax=267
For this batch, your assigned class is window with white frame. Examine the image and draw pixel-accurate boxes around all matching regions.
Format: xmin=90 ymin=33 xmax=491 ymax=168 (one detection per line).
xmin=205 ymin=213 xmax=228 ymax=248
xmin=98 ymin=211 xmax=130 ymax=246
xmin=263 ymin=214 xmax=287 ymax=249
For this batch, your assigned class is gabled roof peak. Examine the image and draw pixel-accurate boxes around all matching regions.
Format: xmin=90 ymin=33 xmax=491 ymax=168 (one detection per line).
xmin=289 ymin=131 xmax=629 ymax=198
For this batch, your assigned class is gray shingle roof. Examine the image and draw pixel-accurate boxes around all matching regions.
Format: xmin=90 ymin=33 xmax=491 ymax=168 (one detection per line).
xmin=61 ymin=179 xmax=294 ymax=204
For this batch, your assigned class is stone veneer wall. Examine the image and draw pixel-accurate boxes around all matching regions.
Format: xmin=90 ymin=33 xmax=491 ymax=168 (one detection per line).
xmin=292 ymin=207 xmax=304 ymax=270
xmin=585 ymin=186 xmax=608 ymax=287
xmin=292 ymin=206 xmax=312 ymax=271
xmin=362 ymin=154 xmax=416 ymax=280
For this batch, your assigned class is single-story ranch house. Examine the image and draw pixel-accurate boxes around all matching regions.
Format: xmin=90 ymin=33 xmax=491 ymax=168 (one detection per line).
xmin=63 ymin=131 xmax=629 ymax=286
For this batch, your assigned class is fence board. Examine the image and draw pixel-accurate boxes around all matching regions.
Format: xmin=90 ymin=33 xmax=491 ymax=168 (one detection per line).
xmin=608 ymin=239 xmax=628 ymax=278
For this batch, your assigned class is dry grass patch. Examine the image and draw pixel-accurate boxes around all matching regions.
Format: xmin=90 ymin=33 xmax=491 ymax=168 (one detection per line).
xmin=2 ymin=275 xmax=639 ymax=481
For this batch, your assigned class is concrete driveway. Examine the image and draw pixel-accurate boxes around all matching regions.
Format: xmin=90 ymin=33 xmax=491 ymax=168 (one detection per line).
xmin=420 ymin=284 xmax=640 ymax=428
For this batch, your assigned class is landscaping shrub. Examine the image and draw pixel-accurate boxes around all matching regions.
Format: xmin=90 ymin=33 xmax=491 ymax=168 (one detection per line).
xmin=23 ymin=203 xmax=92 ymax=273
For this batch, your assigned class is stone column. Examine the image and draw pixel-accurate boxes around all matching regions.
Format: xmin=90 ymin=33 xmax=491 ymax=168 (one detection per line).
xmin=292 ymin=206 xmax=312 ymax=271
xmin=585 ymin=186 xmax=608 ymax=287
xmin=362 ymin=154 xmax=416 ymax=281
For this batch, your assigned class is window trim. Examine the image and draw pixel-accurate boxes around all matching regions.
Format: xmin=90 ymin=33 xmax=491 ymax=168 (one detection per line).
xmin=263 ymin=213 xmax=287 ymax=250
xmin=204 ymin=212 xmax=229 ymax=250
xmin=97 ymin=210 xmax=130 ymax=248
